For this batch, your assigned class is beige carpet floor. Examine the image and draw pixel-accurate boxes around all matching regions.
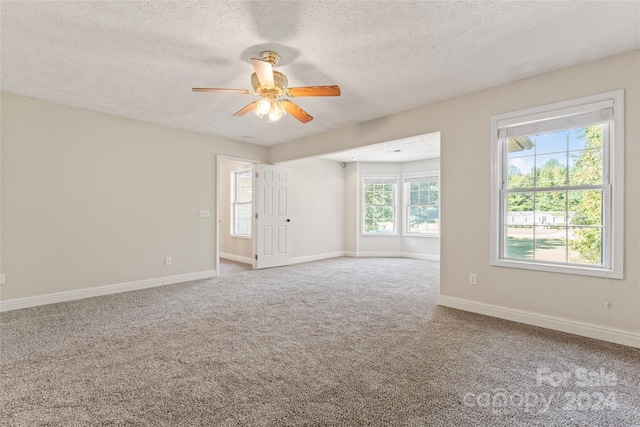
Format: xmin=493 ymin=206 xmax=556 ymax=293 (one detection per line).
xmin=1 ymin=257 xmax=638 ymax=426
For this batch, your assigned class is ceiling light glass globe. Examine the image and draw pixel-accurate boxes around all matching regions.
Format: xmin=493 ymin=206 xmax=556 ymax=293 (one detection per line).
xmin=269 ymin=108 xmax=283 ymax=122
xmin=257 ymin=99 xmax=271 ymax=115
xmin=269 ymin=101 xmax=286 ymax=122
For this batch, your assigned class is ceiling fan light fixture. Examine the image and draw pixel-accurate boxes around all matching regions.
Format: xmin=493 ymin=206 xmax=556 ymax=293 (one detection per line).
xmin=192 ymin=50 xmax=341 ymax=124
xmin=268 ymin=100 xmax=286 ymax=122
xmin=256 ymin=98 xmax=272 ymax=115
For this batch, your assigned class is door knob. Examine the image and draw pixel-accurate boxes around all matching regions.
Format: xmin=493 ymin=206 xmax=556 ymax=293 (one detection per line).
xmin=286 ymin=219 xmax=291 ymax=222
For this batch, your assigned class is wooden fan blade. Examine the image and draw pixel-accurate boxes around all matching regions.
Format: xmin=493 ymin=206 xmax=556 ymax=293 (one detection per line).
xmin=233 ymin=101 xmax=259 ymax=117
xmin=288 ymin=86 xmax=341 ymax=97
xmin=192 ymin=88 xmax=253 ymax=94
xmin=280 ymin=100 xmax=313 ymax=123
xmin=251 ymin=58 xmax=275 ymax=87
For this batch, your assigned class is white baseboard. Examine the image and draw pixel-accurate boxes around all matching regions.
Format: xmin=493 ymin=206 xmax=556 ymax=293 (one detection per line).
xmin=291 ymin=251 xmax=345 ymax=265
xmin=219 ymin=253 xmax=253 ymax=265
xmin=353 ymin=251 xmax=403 ymax=258
xmin=341 ymin=251 xmax=439 ymax=262
xmin=438 ymin=295 xmax=640 ymax=349
xmin=401 ymin=252 xmax=440 ymax=261
xmin=0 ymin=270 xmax=217 ymax=312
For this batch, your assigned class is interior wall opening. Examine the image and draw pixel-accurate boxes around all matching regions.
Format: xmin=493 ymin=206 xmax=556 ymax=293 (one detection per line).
xmin=217 ymin=157 xmax=255 ymax=276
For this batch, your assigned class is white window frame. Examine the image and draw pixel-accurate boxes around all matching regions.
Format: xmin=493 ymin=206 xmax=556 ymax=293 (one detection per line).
xmin=361 ymin=175 xmax=398 ymax=235
xmin=230 ymin=169 xmax=252 ymax=238
xmin=490 ymin=90 xmax=624 ymax=278
xmin=403 ymin=172 xmax=440 ymax=237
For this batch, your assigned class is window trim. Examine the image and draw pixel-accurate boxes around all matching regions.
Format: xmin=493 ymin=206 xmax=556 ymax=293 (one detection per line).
xmin=230 ymin=168 xmax=252 ymax=238
xmin=490 ymin=90 xmax=624 ymax=279
xmin=361 ymin=174 xmax=399 ymax=236
xmin=403 ymin=171 xmax=440 ymax=238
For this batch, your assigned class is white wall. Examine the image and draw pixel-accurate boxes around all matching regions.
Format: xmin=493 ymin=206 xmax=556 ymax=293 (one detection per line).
xmin=1 ymin=93 xmax=267 ymax=302
xmin=343 ymin=162 xmax=359 ymax=255
xmin=218 ymin=159 xmax=253 ymax=263
xmin=269 ymin=50 xmax=640 ymax=340
xmin=278 ymin=157 xmax=345 ymax=262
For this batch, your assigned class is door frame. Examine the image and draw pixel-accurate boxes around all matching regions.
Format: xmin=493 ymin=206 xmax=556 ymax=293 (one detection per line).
xmin=215 ymin=155 xmax=259 ymax=275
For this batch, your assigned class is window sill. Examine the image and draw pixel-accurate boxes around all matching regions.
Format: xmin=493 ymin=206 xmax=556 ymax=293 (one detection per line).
xmin=491 ymin=258 xmax=622 ymax=279
xmin=230 ymin=234 xmax=252 ymax=240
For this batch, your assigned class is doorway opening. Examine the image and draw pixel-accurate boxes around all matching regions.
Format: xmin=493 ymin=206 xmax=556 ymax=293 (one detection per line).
xmin=217 ymin=156 xmax=256 ymax=276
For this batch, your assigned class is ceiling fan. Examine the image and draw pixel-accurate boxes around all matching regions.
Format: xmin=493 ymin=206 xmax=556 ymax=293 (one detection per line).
xmin=192 ymin=51 xmax=341 ymax=124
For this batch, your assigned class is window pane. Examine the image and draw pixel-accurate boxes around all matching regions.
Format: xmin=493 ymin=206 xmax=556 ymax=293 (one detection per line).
xmin=569 ymin=148 xmax=603 ymax=186
xmin=235 ymin=170 xmax=252 ymax=203
xmin=410 ymin=188 xmax=419 ymax=204
xmin=569 ymin=125 xmax=603 ymax=150
xmin=365 ymin=205 xmax=394 ymax=233
xmin=365 ymin=183 xmax=394 ymax=205
xmin=507 ymin=192 xmax=533 ymax=225
xmin=233 ymin=203 xmax=252 ymax=235
xmin=506 ymin=226 xmax=534 ymax=259
xmin=507 ymin=137 xmax=535 ymax=156
xmin=427 ymin=182 xmax=438 ymax=204
xmin=364 ymin=184 xmax=377 ymax=204
xmin=568 ymin=227 xmax=602 ymax=266
xmin=237 ymin=185 xmax=251 ymax=203
xmin=383 ymin=187 xmax=393 ymax=204
xmin=534 ymin=131 xmax=567 ymax=154
xmin=408 ymin=206 xmax=438 ymax=233
xmin=568 ymin=128 xmax=588 ymax=150
xmin=416 ymin=187 xmax=427 ymax=204
xmin=568 ymin=190 xmax=602 ymax=226
xmin=507 ymin=156 xmax=535 ymax=188
xmin=534 ymin=226 xmax=567 ymax=263
xmin=535 ymin=153 xmax=567 ymax=187
xmin=534 ymin=191 xmax=566 ymax=221
xmin=236 ymin=218 xmax=251 ymax=235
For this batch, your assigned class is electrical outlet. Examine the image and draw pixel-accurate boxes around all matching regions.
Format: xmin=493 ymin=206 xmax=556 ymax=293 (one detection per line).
xmin=199 ymin=210 xmax=210 ymax=218
xmin=469 ymin=273 xmax=477 ymax=285
xmin=165 ymin=257 xmax=172 ymax=266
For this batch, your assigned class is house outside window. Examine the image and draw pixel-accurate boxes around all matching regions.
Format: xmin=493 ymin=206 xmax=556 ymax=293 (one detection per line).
xmin=404 ymin=172 xmax=439 ymax=236
xmin=231 ymin=169 xmax=252 ymax=237
xmin=362 ymin=175 xmax=398 ymax=234
xmin=490 ymin=90 xmax=624 ymax=278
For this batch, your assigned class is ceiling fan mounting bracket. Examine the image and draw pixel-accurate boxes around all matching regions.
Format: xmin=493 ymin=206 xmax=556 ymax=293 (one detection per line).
xmin=260 ymin=51 xmax=280 ymax=66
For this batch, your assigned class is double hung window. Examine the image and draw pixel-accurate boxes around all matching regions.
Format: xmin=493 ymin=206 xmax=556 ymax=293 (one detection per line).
xmin=490 ymin=90 xmax=623 ymax=278
xmin=404 ymin=173 xmax=439 ymax=236
xmin=231 ymin=169 xmax=252 ymax=237
xmin=363 ymin=175 xmax=398 ymax=234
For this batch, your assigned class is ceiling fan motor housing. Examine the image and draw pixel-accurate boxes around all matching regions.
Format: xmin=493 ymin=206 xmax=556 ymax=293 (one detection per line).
xmin=251 ymin=71 xmax=288 ymax=98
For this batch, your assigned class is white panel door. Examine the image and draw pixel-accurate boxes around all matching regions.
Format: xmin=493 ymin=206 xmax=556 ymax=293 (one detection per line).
xmin=255 ymin=164 xmax=291 ymax=269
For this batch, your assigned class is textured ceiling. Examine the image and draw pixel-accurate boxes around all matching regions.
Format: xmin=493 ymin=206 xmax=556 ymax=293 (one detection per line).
xmin=320 ymin=132 xmax=441 ymax=163
xmin=1 ymin=1 xmax=639 ymax=147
